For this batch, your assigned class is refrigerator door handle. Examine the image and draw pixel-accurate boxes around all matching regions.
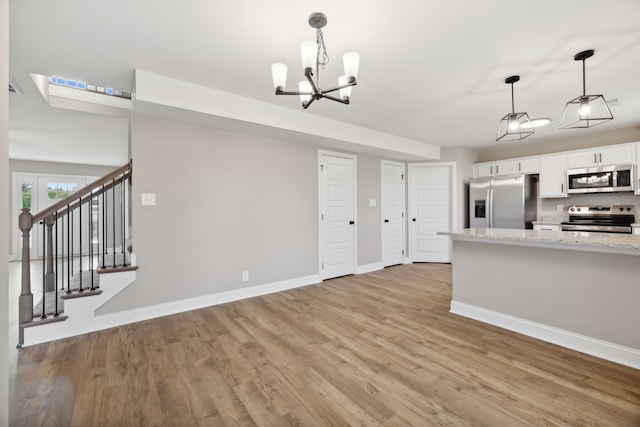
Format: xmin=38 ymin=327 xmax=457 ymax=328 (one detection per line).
xmin=487 ymin=189 xmax=493 ymax=228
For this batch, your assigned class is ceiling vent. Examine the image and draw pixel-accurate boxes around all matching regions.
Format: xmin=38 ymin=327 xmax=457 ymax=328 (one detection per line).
xmin=9 ymin=78 xmax=22 ymax=94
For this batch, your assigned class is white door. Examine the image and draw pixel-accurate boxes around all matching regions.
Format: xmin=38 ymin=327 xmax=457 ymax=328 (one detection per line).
xmin=319 ymin=151 xmax=356 ymax=280
xmin=409 ymin=164 xmax=453 ymax=263
xmin=381 ymin=160 xmax=405 ymax=267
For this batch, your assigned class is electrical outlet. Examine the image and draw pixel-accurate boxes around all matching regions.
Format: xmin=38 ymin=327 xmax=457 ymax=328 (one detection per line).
xmin=241 ymin=271 xmax=249 ymax=282
xmin=556 ymin=204 xmax=564 ymax=212
xmin=141 ymin=193 xmax=156 ymax=206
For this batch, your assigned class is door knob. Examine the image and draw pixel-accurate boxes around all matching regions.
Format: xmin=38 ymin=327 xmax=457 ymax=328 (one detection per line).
xmin=412 ymin=218 xmax=416 ymax=222
xmin=349 ymin=220 xmax=355 ymax=225
xmin=384 ymin=219 xmax=389 ymax=223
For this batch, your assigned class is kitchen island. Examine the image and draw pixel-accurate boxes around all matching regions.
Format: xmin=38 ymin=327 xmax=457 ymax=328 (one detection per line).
xmin=439 ymin=228 xmax=640 ymax=369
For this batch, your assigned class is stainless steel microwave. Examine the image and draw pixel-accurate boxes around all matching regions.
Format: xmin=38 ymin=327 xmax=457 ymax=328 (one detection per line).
xmin=567 ymin=164 xmax=634 ymax=194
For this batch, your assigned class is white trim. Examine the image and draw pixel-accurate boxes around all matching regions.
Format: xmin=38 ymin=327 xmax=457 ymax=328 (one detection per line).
xmin=24 ymin=271 xmax=321 ymax=346
xmin=381 ymin=160 xmax=406 ymax=268
xmin=318 ymin=150 xmax=358 ymax=280
xmin=356 ymin=262 xmax=383 ymax=274
xmin=450 ymin=300 xmax=640 ymax=370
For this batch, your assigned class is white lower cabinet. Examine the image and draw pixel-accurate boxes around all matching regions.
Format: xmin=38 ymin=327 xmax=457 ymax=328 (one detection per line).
xmin=533 ymin=224 xmax=560 ymax=231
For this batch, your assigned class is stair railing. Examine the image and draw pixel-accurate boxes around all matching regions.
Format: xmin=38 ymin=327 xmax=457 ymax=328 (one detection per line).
xmin=18 ymin=160 xmax=132 ymax=347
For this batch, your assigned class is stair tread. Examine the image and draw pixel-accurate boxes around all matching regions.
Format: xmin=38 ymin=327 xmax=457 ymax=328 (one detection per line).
xmin=97 ymin=265 xmax=139 ymax=274
xmin=61 ymin=289 xmax=103 ymax=299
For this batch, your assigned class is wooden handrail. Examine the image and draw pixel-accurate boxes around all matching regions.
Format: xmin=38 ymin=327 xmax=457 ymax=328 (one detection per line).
xmin=33 ymin=160 xmax=132 ymax=224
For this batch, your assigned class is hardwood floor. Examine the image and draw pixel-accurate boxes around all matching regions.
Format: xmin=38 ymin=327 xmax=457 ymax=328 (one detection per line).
xmin=9 ymin=263 xmax=640 ymax=426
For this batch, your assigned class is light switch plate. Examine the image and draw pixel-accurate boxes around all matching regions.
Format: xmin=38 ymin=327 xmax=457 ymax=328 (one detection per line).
xmin=141 ymin=193 xmax=156 ymax=206
xmin=369 ymin=199 xmax=377 ymax=207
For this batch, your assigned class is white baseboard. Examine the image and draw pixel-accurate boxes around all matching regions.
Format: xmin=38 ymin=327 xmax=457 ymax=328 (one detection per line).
xmin=450 ymin=301 xmax=640 ymax=370
xmin=23 ymin=271 xmax=321 ymax=346
xmin=403 ymin=257 xmax=412 ymax=265
xmin=356 ymin=262 xmax=383 ymax=274
xmin=94 ymin=273 xmax=322 ymax=332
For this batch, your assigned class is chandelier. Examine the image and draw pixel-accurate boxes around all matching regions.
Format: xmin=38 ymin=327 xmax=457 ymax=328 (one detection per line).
xmin=271 ymin=12 xmax=360 ymax=109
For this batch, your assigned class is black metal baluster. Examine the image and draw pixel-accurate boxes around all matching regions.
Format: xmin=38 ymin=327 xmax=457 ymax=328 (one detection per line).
xmin=90 ymin=192 xmax=95 ymax=290
xmin=41 ymin=221 xmax=46 ymax=319
xmin=61 ymin=208 xmax=65 ymax=292
xmin=121 ymin=174 xmax=126 ymax=266
xmin=101 ymin=184 xmax=106 ymax=269
xmin=78 ymin=196 xmax=83 ymax=293
xmin=70 ymin=205 xmax=74 ymax=274
xmin=112 ymin=178 xmax=116 ymax=268
xmin=66 ymin=205 xmax=71 ymax=294
xmin=54 ymin=212 xmax=59 ymax=317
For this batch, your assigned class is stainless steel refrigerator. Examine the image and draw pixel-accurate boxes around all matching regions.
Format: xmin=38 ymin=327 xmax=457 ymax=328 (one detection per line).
xmin=469 ymin=174 xmax=538 ymax=229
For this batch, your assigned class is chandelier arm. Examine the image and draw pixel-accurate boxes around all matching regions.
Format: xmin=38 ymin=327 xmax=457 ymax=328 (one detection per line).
xmin=305 ymin=69 xmax=320 ymax=95
xmin=302 ymin=97 xmax=316 ymax=109
xmin=321 ymin=81 xmax=357 ymax=95
xmin=275 ymin=90 xmax=313 ymax=96
xmin=320 ymin=93 xmax=349 ymax=104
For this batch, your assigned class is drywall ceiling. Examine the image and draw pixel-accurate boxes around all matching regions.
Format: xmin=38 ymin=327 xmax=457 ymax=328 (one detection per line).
xmin=9 ymin=0 xmax=640 ymax=165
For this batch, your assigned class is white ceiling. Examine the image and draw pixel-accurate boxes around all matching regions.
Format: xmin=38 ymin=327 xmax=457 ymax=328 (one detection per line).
xmin=9 ymin=0 xmax=640 ymax=165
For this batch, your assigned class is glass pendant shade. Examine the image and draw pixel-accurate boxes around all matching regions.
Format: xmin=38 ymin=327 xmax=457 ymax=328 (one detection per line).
xmin=338 ymin=75 xmax=352 ymax=100
xmin=496 ymin=112 xmax=534 ymax=141
xmin=559 ymin=94 xmax=613 ymax=129
xmin=271 ymin=63 xmax=288 ymax=91
xmin=343 ymin=52 xmax=360 ymax=80
xmin=300 ymin=41 xmax=317 ymax=72
xmin=298 ymin=80 xmax=312 ymax=105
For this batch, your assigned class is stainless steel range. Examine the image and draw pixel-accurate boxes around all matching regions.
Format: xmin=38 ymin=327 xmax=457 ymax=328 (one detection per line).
xmin=561 ymin=205 xmax=635 ymax=234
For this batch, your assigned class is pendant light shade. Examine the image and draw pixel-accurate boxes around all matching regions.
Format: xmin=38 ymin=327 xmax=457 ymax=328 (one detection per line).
xmin=496 ymin=76 xmax=534 ymax=141
xmin=559 ymin=49 xmax=613 ymax=129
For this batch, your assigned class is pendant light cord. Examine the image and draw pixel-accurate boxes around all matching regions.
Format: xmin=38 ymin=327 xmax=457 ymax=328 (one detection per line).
xmin=582 ymin=58 xmax=586 ymax=96
xmin=510 ymin=82 xmax=515 ymax=114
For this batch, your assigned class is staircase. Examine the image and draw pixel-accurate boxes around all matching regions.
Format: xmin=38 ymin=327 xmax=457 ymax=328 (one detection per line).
xmin=17 ymin=160 xmax=137 ymax=347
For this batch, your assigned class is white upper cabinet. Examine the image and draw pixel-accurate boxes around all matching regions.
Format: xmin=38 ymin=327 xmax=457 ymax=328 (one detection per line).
xmin=475 ymin=158 xmax=535 ymax=177
xmin=516 ymin=157 xmax=540 ymax=174
xmin=566 ymin=144 xmax=634 ymax=169
xmin=539 ymin=154 xmax=567 ymax=198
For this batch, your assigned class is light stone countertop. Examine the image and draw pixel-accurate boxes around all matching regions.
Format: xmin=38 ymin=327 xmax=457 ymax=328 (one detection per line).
xmin=439 ymin=228 xmax=640 ymax=256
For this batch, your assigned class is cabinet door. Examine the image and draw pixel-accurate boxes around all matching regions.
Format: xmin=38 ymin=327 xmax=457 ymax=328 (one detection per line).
xmin=494 ymin=160 xmax=518 ymax=176
xmin=517 ymin=157 xmax=540 ymax=174
xmin=476 ymin=163 xmax=494 ymax=177
xmin=567 ymin=150 xmax=598 ymax=169
xmin=539 ymin=155 xmax=567 ymax=198
xmin=599 ymin=145 xmax=633 ymax=166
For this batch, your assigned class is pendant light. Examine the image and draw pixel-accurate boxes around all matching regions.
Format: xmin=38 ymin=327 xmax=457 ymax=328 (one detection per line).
xmin=496 ymin=76 xmax=534 ymax=141
xmin=559 ymin=49 xmax=613 ymax=129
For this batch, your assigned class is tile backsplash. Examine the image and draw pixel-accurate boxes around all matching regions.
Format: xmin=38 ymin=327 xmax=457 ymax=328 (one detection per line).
xmin=538 ymin=192 xmax=640 ymax=223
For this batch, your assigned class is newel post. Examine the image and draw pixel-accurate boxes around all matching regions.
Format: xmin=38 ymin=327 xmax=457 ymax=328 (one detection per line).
xmin=18 ymin=208 xmax=34 ymax=326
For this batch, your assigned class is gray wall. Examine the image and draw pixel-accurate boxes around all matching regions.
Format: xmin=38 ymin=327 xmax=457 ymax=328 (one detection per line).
xmin=1 ymin=0 xmax=10 ymax=420
xmin=357 ymin=155 xmax=382 ymax=266
xmin=100 ymin=116 xmax=386 ymax=314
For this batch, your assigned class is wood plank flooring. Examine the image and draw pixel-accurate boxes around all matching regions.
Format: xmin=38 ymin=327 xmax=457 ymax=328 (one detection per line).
xmin=9 ymin=263 xmax=640 ymax=426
